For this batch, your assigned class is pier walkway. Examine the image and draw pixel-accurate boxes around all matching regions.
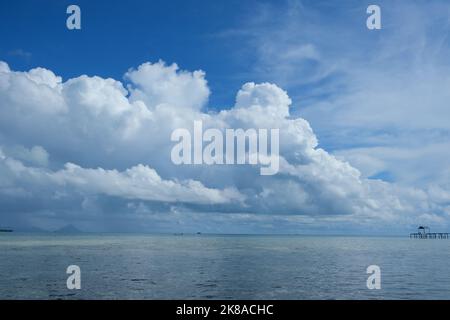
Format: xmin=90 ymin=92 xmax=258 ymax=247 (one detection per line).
xmin=410 ymin=232 xmax=449 ymax=239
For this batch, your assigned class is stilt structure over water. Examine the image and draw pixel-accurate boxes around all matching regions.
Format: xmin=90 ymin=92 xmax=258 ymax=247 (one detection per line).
xmin=410 ymin=226 xmax=449 ymax=239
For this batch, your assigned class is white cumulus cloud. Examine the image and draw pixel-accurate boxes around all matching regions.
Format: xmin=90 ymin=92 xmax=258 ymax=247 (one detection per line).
xmin=0 ymin=59 xmax=448 ymax=232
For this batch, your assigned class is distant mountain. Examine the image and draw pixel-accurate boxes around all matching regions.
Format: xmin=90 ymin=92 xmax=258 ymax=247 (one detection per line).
xmin=54 ymin=224 xmax=83 ymax=234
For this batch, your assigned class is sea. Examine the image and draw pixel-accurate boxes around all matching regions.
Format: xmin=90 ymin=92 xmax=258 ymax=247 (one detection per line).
xmin=0 ymin=233 xmax=449 ymax=299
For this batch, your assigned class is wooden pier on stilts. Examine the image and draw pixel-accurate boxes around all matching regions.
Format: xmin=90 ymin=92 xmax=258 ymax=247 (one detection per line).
xmin=410 ymin=226 xmax=449 ymax=239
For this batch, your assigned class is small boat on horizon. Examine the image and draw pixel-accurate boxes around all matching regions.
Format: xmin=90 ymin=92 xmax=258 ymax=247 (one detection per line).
xmin=0 ymin=228 xmax=13 ymax=232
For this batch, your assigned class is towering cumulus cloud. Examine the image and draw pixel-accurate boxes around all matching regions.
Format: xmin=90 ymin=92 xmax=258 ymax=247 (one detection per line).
xmin=0 ymin=60 xmax=447 ymax=232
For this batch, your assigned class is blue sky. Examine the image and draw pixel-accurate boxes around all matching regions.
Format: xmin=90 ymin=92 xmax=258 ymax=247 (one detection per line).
xmin=0 ymin=0 xmax=254 ymax=108
xmin=1 ymin=0 xmax=450 ymax=234
xmin=0 ymin=0 xmax=381 ymax=112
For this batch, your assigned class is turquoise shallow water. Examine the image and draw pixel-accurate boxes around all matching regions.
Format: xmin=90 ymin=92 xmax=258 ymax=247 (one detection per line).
xmin=0 ymin=233 xmax=449 ymax=299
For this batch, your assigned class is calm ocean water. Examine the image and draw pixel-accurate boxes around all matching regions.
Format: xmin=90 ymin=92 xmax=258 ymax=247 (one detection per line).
xmin=1 ymin=233 xmax=449 ymax=299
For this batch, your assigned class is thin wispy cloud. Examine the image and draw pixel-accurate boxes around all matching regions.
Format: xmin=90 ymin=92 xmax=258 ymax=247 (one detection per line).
xmin=221 ymin=0 xmax=450 ymax=189
xmin=7 ymin=49 xmax=32 ymax=60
